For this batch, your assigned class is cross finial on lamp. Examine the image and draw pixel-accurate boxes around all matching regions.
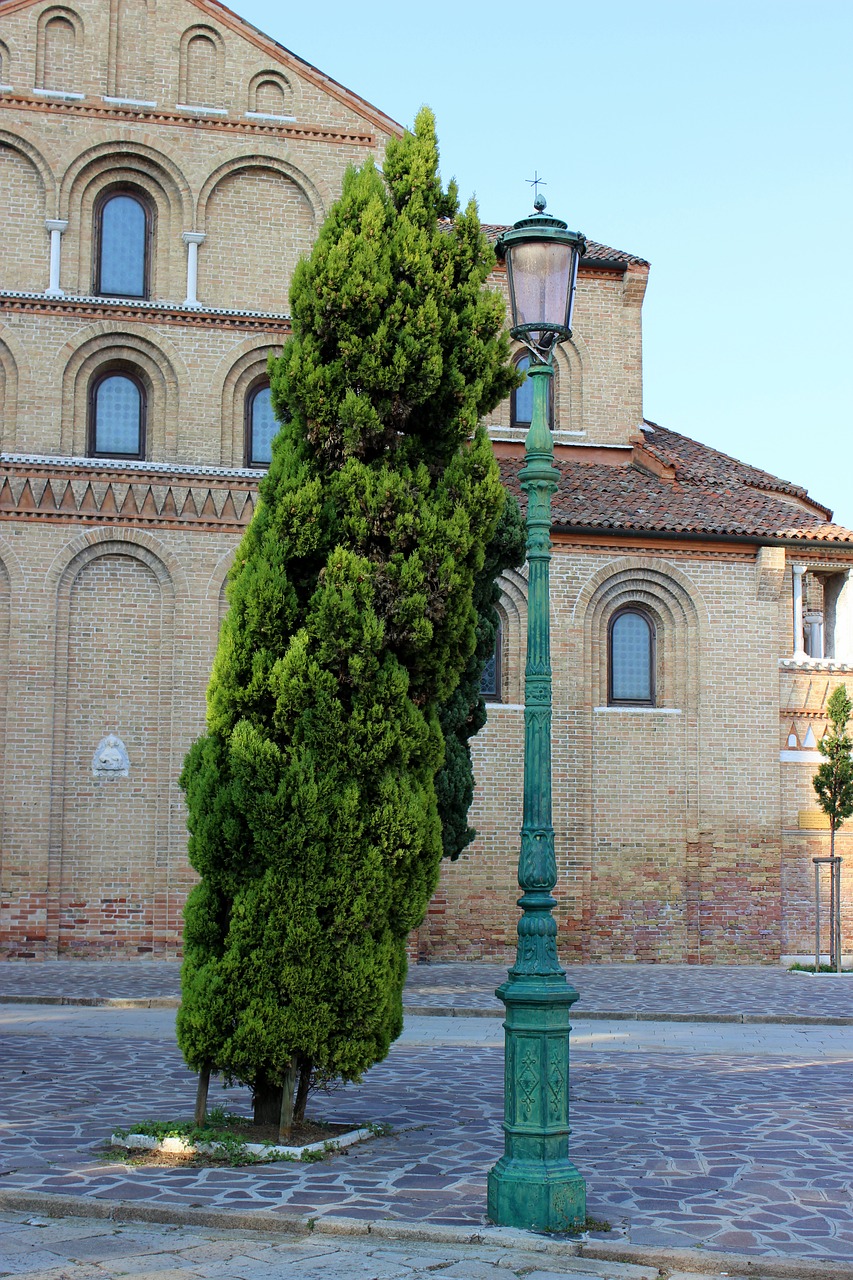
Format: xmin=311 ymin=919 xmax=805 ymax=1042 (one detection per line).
xmin=527 ymin=172 xmax=547 ymax=210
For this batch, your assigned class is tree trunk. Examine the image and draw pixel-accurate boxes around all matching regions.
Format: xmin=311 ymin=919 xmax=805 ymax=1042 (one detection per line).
xmin=293 ymin=1060 xmax=312 ymax=1125
xmin=278 ymin=1060 xmax=298 ymax=1142
xmin=194 ymin=1064 xmax=210 ymax=1127
xmin=253 ymin=1080 xmax=283 ymax=1127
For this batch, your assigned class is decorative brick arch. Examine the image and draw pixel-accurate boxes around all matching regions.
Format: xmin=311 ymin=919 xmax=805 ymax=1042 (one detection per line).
xmin=573 ymin=557 xmax=706 ymax=711
xmin=0 ymin=127 xmax=57 ymax=207
xmin=35 ymin=5 xmax=83 ymax=94
xmin=0 ymin=328 xmax=27 ymax=449
xmin=495 ymin=566 xmax=527 ymax=704
xmin=179 ymin=23 xmax=225 ymax=109
xmin=215 ymin=337 xmax=280 ymax=466
xmin=59 ymin=141 xmax=192 ymax=298
xmin=0 ymin=129 xmax=53 ymax=290
xmin=54 ymin=323 xmax=184 ymax=459
xmin=247 ymin=68 xmax=296 ymax=118
xmin=44 ymin=534 xmax=178 ymax=955
xmin=196 ymin=154 xmax=325 ymax=229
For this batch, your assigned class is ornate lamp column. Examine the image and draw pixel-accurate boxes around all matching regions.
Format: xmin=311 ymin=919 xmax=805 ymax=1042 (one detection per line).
xmin=487 ymin=196 xmax=587 ymax=1232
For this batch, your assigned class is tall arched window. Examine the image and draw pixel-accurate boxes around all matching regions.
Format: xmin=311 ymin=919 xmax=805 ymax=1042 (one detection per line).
xmin=89 ymin=370 xmax=145 ymax=458
xmin=511 ymin=353 xmax=553 ymax=428
xmin=480 ymin=621 xmax=502 ymax=702
xmin=95 ymin=190 xmax=151 ymax=298
xmin=608 ymin=607 xmax=655 ymax=705
xmin=245 ymin=382 xmax=278 ymax=467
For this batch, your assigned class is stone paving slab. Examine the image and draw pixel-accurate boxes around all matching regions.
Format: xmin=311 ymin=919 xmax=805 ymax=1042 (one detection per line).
xmin=3 ymin=961 xmax=853 ymax=1022
xmin=0 ymin=1211 xmax=699 ymax=1280
xmin=7 ymin=1004 xmax=853 ymax=1058
xmin=1 ymin=1022 xmax=852 ymax=1264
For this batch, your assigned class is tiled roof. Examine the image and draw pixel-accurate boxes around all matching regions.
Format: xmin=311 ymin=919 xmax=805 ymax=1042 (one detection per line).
xmin=497 ymin=423 xmax=853 ymax=545
xmin=480 ymin=224 xmax=648 ymax=267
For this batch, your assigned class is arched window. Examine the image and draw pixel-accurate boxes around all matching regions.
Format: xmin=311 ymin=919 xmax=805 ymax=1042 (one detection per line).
xmin=480 ymin=621 xmax=502 ymax=702
xmin=511 ymin=353 xmax=553 ymax=429
xmin=608 ymin=607 xmax=655 ymax=705
xmin=95 ymin=190 xmax=151 ymax=298
xmin=245 ymin=382 xmax=278 ymax=467
xmin=89 ymin=370 xmax=145 ymax=458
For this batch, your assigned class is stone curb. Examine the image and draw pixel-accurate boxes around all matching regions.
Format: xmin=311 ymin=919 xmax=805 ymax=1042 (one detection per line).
xmin=1 ymin=1190 xmax=850 ymax=1279
xmin=3 ymin=995 xmax=853 ymax=1026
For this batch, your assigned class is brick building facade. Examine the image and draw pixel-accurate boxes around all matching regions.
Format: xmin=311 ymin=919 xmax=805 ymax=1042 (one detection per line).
xmin=1 ymin=0 xmax=851 ymax=964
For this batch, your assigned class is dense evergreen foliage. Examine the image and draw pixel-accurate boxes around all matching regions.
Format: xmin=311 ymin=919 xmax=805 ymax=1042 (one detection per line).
xmin=177 ymin=109 xmax=521 ymax=1125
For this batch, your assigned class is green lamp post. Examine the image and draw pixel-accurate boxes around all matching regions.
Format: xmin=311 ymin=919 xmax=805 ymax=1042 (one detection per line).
xmin=487 ymin=195 xmax=587 ymax=1233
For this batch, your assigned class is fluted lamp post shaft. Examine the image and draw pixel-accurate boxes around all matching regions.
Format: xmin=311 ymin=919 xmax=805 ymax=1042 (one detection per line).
xmin=487 ymin=199 xmax=587 ymax=1233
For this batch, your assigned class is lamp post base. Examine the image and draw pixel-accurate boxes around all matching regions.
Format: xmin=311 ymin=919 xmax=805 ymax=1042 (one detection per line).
xmin=487 ymin=975 xmax=586 ymax=1232
xmin=488 ymin=1157 xmax=586 ymax=1233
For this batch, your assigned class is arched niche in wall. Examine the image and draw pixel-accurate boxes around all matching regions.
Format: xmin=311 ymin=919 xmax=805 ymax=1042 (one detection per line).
xmin=198 ymin=158 xmax=320 ymax=312
xmin=60 ymin=143 xmax=191 ymax=301
xmin=45 ymin=533 xmax=177 ymax=956
xmin=179 ymin=24 xmax=225 ymax=108
xmin=247 ymin=69 xmax=294 ymax=118
xmin=57 ymin=326 xmax=181 ymax=461
xmin=0 ymin=332 xmax=23 ymax=449
xmin=107 ymin=0 xmax=153 ymax=101
xmin=0 ymin=39 xmax=12 ymax=86
xmin=0 ymin=132 xmax=52 ymax=292
xmin=35 ymin=6 xmax=83 ymax=93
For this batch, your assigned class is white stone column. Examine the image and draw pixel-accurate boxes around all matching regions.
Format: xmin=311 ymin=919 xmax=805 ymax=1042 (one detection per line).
xmin=45 ymin=219 xmax=68 ymax=297
xmin=182 ymin=231 xmax=205 ymax=308
xmin=792 ymin=563 xmax=807 ymax=659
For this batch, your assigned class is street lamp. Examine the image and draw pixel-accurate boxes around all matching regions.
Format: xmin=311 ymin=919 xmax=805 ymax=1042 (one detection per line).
xmin=487 ymin=196 xmax=587 ymax=1232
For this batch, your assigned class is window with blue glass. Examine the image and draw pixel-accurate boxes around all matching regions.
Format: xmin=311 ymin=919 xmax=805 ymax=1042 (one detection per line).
xmin=246 ymin=382 xmax=278 ymax=467
xmin=608 ymin=607 xmax=655 ymax=705
xmin=480 ymin=621 xmax=502 ymax=701
xmin=89 ymin=370 xmax=145 ymax=459
xmin=511 ymin=353 xmax=553 ymax=428
xmin=95 ymin=190 xmax=151 ymax=298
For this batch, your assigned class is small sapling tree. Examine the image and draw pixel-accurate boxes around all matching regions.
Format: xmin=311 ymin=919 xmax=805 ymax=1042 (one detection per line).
xmin=177 ymin=108 xmax=521 ymax=1132
xmin=814 ymin=684 xmax=853 ymax=859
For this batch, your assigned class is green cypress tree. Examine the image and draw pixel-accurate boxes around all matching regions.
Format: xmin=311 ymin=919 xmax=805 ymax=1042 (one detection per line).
xmin=177 ymin=108 xmax=520 ymax=1128
xmin=814 ymin=684 xmax=853 ymax=858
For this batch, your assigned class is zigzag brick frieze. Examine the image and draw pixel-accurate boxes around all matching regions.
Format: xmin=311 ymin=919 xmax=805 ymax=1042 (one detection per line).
xmin=0 ymin=458 xmax=258 ymax=532
xmin=0 ymin=293 xmax=293 ymax=334
xmin=0 ymin=93 xmax=375 ymax=146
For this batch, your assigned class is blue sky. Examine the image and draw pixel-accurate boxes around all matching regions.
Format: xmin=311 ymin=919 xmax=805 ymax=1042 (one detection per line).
xmin=236 ymin=0 xmax=853 ymax=528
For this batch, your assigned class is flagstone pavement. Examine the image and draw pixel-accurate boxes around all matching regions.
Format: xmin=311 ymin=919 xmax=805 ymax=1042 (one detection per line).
xmin=3 ymin=958 xmax=853 ymax=1021
xmin=2 ymin=961 xmax=853 ymax=1272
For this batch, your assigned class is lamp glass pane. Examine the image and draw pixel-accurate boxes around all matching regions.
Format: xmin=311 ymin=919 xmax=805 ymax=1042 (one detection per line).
xmin=508 ymin=239 xmax=574 ymax=330
xmin=611 ymin=611 xmax=652 ymax=702
xmin=95 ymin=374 xmax=141 ymax=455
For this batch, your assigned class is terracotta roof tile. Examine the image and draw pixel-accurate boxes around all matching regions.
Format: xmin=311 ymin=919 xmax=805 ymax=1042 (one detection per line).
xmin=480 ymin=224 xmax=648 ymax=267
xmin=497 ymin=424 xmax=853 ymax=545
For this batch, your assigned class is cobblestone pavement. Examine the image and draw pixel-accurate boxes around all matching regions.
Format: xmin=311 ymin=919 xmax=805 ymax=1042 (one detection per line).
xmin=1 ymin=1007 xmax=852 ymax=1264
xmin=0 ymin=1211 xmax=710 ymax=1280
xmin=3 ymin=960 xmax=853 ymax=1021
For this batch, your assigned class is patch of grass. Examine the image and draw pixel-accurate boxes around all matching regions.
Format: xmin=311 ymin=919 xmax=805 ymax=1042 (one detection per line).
xmin=108 ymin=1110 xmax=368 ymax=1169
xmin=789 ymin=963 xmax=853 ymax=974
